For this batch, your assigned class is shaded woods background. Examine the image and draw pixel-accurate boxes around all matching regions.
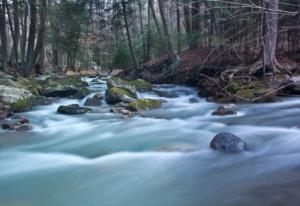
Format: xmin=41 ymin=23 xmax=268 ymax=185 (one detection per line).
xmin=0 ymin=0 xmax=299 ymax=76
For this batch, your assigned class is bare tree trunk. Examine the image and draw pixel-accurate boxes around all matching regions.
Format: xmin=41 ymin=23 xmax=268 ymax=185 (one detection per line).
xmin=176 ymin=0 xmax=181 ymax=53
xmin=138 ymin=0 xmax=146 ymax=62
xmin=157 ymin=0 xmax=180 ymax=62
xmin=20 ymin=2 xmax=28 ymax=66
xmin=32 ymin=0 xmax=46 ymax=65
xmin=148 ymin=0 xmax=168 ymax=55
xmin=0 ymin=0 xmax=7 ymax=70
xmin=191 ymin=1 xmax=200 ymax=50
xmin=121 ymin=0 xmax=139 ymax=68
xmin=9 ymin=0 xmax=20 ymax=66
xmin=146 ymin=2 xmax=151 ymax=61
xmin=262 ymin=0 xmax=280 ymax=73
xmin=183 ymin=2 xmax=193 ymax=50
xmin=23 ymin=0 xmax=37 ymax=76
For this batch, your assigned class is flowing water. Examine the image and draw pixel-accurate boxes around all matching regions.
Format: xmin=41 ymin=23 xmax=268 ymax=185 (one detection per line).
xmin=1 ymin=77 xmax=300 ymax=206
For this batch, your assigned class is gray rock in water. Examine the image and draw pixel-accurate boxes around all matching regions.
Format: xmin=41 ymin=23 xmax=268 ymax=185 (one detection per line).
xmin=2 ymin=115 xmax=32 ymax=131
xmin=41 ymin=87 xmax=79 ymax=98
xmin=212 ymin=104 xmax=237 ymax=116
xmin=210 ymin=132 xmax=246 ymax=153
xmin=15 ymin=123 xmax=33 ymax=131
xmin=189 ymin=97 xmax=199 ymax=103
xmin=84 ymin=94 xmax=103 ymax=106
xmin=57 ymin=104 xmax=90 ymax=115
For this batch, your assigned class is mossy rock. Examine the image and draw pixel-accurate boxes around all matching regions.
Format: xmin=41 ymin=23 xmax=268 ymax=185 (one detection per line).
xmin=10 ymin=97 xmax=34 ymax=113
xmin=105 ymin=87 xmax=136 ymax=104
xmin=107 ymin=77 xmax=136 ymax=94
xmin=129 ymin=79 xmax=152 ymax=92
xmin=69 ymin=87 xmax=90 ymax=99
xmin=225 ymin=81 xmax=240 ymax=93
xmin=235 ymin=89 xmax=254 ymax=99
xmin=126 ymin=99 xmax=162 ymax=111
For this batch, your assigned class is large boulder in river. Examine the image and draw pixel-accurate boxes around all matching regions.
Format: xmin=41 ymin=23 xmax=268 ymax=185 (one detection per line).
xmin=129 ymin=79 xmax=153 ymax=92
xmin=0 ymin=85 xmax=33 ymax=105
xmin=210 ymin=132 xmax=246 ymax=153
xmin=107 ymin=77 xmax=136 ymax=94
xmin=126 ymin=99 xmax=162 ymax=111
xmin=39 ymin=75 xmax=89 ymax=98
xmin=105 ymin=87 xmax=136 ymax=105
xmin=57 ymin=104 xmax=90 ymax=115
xmin=41 ymin=87 xmax=79 ymax=98
xmin=84 ymin=94 xmax=103 ymax=106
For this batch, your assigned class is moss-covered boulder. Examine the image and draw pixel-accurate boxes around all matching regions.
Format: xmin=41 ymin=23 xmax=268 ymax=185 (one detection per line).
xmin=107 ymin=77 xmax=136 ymax=94
xmin=126 ymin=99 xmax=162 ymax=111
xmin=129 ymin=79 xmax=152 ymax=92
xmin=39 ymin=75 xmax=89 ymax=98
xmin=105 ymin=87 xmax=136 ymax=105
xmin=0 ymin=85 xmax=33 ymax=105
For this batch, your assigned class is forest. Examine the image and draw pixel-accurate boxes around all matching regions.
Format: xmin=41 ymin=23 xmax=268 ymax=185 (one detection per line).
xmin=1 ymin=0 xmax=300 ymax=206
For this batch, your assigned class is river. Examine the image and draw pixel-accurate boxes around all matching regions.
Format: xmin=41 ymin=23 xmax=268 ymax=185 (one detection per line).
xmin=1 ymin=77 xmax=300 ymax=206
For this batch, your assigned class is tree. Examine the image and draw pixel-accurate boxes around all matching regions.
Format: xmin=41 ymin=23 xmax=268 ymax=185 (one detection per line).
xmin=262 ymin=0 xmax=281 ymax=73
xmin=0 ymin=0 xmax=7 ymax=70
xmin=157 ymin=0 xmax=180 ymax=64
xmin=121 ymin=0 xmax=139 ymax=68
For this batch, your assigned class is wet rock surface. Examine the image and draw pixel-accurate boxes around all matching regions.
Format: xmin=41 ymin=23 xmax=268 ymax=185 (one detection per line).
xmin=210 ymin=132 xmax=246 ymax=153
xmin=57 ymin=104 xmax=90 ymax=115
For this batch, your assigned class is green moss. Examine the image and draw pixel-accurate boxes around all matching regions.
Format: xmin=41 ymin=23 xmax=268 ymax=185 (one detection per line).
xmin=236 ymin=89 xmax=254 ymax=99
xmin=107 ymin=77 xmax=126 ymax=88
xmin=225 ymin=81 xmax=240 ymax=93
xmin=254 ymin=87 xmax=270 ymax=95
xmin=109 ymin=87 xmax=136 ymax=98
xmin=24 ymin=81 xmax=42 ymax=96
xmin=10 ymin=97 xmax=34 ymax=112
xmin=127 ymin=99 xmax=162 ymax=111
xmin=129 ymin=79 xmax=152 ymax=92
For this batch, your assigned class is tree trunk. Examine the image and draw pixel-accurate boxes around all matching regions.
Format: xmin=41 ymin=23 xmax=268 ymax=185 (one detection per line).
xmin=183 ymin=2 xmax=193 ymax=50
xmin=148 ymin=0 xmax=168 ymax=55
xmin=121 ymin=0 xmax=139 ymax=68
xmin=20 ymin=2 xmax=28 ymax=66
xmin=191 ymin=1 xmax=200 ymax=50
xmin=32 ymin=0 xmax=46 ymax=65
xmin=23 ymin=0 xmax=37 ymax=76
xmin=9 ymin=0 xmax=20 ymax=66
xmin=0 ymin=0 xmax=7 ymax=70
xmin=146 ymin=2 xmax=151 ymax=61
xmin=157 ymin=0 xmax=180 ymax=62
xmin=262 ymin=0 xmax=280 ymax=73
xmin=138 ymin=0 xmax=146 ymax=62
xmin=176 ymin=1 xmax=181 ymax=53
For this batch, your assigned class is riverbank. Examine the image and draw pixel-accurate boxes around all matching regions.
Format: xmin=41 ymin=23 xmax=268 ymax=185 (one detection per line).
xmin=127 ymin=51 xmax=300 ymax=104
